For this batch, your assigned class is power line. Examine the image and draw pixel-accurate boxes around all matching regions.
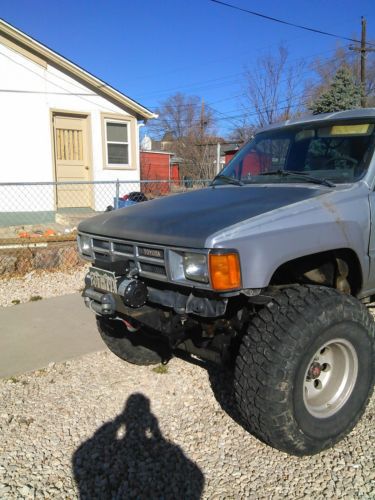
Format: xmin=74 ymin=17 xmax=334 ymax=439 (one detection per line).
xmin=209 ymin=0 xmax=375 ymax=47
xmin=127 ymin=9 xmax=368 ymax=86
xmin=149 ymin=72 xmax=344 ymax=130
xmin=150 ymin=91 xmax=315 ymax=129
xmin=147 ymin=58 xmax=340 ymax=121
xmin=148 ymin=86 xmax=318 ymax=127
xmin=146 ymin=56 xmax=342 ymax=130
xmin=139 ymin=73 xmax=243 ymax=99
xmin=143 ymin=45 xmax=348 ymax=110
xmin=124 ymin=37 xmax=306 ymax=85
xmin=160 ymin=101 xmax=306 ymax=132
xmin=211 ymin=93 xmax=311 ymax=123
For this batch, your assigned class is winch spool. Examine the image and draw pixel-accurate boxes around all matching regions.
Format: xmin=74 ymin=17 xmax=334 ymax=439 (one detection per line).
xmin=118 ymin=278 xmax=148 ymax=308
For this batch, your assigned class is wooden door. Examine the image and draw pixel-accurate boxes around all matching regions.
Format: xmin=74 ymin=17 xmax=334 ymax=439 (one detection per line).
xmin=53 ymin=114 xmax=92 ymax=208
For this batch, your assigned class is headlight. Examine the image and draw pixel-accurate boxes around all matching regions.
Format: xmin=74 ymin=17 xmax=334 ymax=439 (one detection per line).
xmin=78 ymin=234 xmax=92 ymax=257
xmin=183 ymin=253 xmax=208 ymax=283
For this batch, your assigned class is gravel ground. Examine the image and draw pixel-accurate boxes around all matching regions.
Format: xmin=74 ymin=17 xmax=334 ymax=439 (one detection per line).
xmin=0 ymin=267 xmax=88 ymax=307
xmin=0 ymin=351 xmax=374 ymax=499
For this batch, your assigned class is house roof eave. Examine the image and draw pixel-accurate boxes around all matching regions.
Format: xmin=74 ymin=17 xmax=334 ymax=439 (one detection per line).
xmin=0 ymin=18 xmax=157 ymax=121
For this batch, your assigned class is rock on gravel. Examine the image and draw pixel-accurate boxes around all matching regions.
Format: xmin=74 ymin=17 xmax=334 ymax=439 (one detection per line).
xmin=0 ymin=352 xmax=374 ymax=499
xmin=0 ymin=267 xmax=88 ymax=307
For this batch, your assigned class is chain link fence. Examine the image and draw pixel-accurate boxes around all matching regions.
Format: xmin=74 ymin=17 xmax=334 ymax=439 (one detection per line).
xmin=0 ymin=179 xmax=210 ymax=276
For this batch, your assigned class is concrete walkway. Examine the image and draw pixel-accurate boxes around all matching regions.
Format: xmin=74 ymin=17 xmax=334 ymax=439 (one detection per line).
xmin=0 ymin=293 xmax=104 ymax=378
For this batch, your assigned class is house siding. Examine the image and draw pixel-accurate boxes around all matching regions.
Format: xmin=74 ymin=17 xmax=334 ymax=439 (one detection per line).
xmin=0 ymin=42 xmax=141 ymax=211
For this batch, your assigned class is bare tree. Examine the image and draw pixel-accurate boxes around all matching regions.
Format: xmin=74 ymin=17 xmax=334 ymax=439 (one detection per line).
xmin=170 ymin=131 xmax=224 ymax=180
xmin=228 ymin=119 xmax=255 ymax=143
xmin=146 ymin=92 xmax=219 ymax=179
xmin=147 ymin=92 xmax=216 ymax=140
xmin=243 ymin=45 xmax=305 ymax=127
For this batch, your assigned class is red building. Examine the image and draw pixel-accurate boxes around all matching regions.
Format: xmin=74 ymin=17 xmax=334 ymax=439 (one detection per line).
xmin=224 ymin=149 xmax=238 ymax=164
xmin=222 ymin=142 xmax=243 ymax=165
xmin=140 ymin=151 xmax=180 ymax=196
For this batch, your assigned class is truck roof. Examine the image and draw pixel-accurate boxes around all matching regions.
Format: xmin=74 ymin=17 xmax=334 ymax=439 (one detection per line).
xmin=258 ymin=108 xmax=375 ymax=134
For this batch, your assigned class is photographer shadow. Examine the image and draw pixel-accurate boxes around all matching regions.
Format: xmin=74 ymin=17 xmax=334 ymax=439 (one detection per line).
xmin=72 ymin=393 xmax=204 ymax=499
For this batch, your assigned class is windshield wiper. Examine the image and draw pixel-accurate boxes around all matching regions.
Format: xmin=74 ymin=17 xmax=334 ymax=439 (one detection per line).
xmin=286 ymin=170 xmax=336 ymax=187
xmin=258 ymin=169 xmax=335 ymax=187
xmin=211 ymin=174 xmax=244 ymax=186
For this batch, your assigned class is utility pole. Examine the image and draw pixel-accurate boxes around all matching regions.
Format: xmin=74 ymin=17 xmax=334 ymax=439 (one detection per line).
xmin=349 ymin=17 xmax=375 ymax=107
xmin=200 ymin=98 xmax=206 ymax=138
xmin=200 ymin=98 xmax=208 ymax=178
xmin=360 ymin=17 xmax=367 ymax=107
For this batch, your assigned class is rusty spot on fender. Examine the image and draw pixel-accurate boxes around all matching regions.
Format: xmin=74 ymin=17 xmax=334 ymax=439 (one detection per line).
xmin=322 ymin=200 xmax=350 ymax=244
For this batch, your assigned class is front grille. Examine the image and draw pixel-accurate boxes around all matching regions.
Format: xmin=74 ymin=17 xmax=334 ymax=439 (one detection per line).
xmin=140 ymin=262 xmax=167 ymax=276
xmin=113 ymin=242 xmax=133 ymax=255
xmin=93 ymin=253 xmax=111 ymax=262
xmin=86 ymin=234 xmax=167 ymax=280
xmin=93 ymin=239 xmax=110 ymax=250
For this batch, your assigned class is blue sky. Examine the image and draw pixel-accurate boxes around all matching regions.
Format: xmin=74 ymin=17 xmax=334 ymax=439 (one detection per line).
xmin=2 ymin=0 xmax=374 ymax=136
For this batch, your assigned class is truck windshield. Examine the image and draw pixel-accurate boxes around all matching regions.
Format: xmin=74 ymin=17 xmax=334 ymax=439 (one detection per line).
xmin=216 ymin=122 xmax=375 ymax=185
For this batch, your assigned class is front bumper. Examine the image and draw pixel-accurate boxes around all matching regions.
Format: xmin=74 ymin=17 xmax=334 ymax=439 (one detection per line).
xmin=83 ymin=267 xmax=228 ymax=320
xmin=83 ymin=285 xmax=233 ymax=364
xmin=83 ymin=286 xmax=167 ymax=331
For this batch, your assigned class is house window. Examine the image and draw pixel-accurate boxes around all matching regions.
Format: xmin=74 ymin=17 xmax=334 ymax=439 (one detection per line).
xmin=105 ymin=120 xmax=129 ymax=166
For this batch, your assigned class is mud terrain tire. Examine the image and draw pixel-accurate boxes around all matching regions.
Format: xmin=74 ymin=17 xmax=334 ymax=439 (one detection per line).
xmin=97 ymin=316 xmax=163 ymax=365
xmin=234 ymin=285 xmax=375 ymax=455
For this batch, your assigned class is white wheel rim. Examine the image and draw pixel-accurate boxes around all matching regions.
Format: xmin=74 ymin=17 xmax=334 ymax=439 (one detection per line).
xmin=303 ymin=338 xmax=358 ymax=419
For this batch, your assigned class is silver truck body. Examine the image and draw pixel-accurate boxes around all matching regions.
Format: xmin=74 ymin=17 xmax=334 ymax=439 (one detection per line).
xmin=79 ymin=108 xmax=375 ymax=300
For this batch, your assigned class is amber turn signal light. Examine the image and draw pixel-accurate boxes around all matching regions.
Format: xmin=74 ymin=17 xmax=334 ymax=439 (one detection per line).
xmin=209 ymin=252 xmax=241 ymax=291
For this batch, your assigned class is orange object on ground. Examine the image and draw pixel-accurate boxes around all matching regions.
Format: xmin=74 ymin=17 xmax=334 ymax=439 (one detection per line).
xmin=44 ymin=229 xmax=56 ymax=237
xmin=18 ymin=232 xmax=30 ymax=238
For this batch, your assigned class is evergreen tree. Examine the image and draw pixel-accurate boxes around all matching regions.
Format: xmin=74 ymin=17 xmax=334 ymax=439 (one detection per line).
xmin=309 ymin=66 xmax=361 ymax=114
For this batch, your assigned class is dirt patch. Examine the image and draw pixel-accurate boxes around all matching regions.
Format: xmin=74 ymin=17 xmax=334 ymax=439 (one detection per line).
xmin=0 ymin=240 xmax=83 ymax=277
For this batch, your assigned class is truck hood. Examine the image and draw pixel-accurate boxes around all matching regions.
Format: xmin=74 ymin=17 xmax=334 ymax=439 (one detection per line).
xmin=78 ymin=185 xmax=326 ymax=248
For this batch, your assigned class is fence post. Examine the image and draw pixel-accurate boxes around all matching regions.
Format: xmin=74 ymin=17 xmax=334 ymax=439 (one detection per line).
xmin=115 ymin=179 xmax=120 ymax=209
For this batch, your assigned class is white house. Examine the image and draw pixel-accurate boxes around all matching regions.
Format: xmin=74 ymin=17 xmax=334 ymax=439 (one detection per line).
xmin=0 ymin=19 xmax=156 ymax=215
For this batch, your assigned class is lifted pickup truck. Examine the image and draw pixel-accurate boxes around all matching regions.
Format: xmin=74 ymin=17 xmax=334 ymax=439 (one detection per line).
xmin=78 ymin=109 xmax=375 ymax=456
